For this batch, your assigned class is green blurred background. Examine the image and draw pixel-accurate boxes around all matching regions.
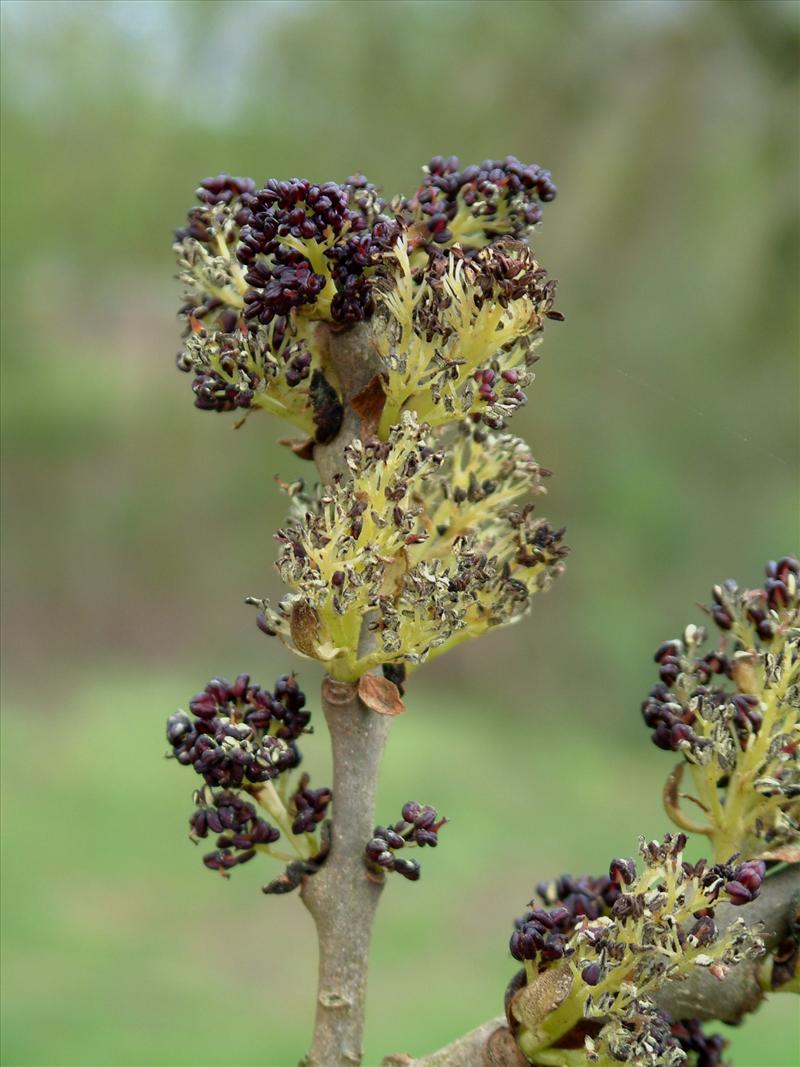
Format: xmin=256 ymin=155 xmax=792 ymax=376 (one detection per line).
xmin=1 ymin=1 xmax=798 ymax=1064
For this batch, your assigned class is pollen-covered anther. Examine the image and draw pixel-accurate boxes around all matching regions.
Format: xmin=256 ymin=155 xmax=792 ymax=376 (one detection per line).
xmin=375 ymin=239 xmax=559 ymax=433
xmin=643 ymin=557 xmax=799 ymax=861
xmin=253 ymin=418 xmax=566 ymax=677
xmin=174 ymin=176 xmax=256 ymax=336
xmin=399 ymin=155 xmax=556 ymax=251
xmin=508 ymin=835 xmax=764 ymax=1065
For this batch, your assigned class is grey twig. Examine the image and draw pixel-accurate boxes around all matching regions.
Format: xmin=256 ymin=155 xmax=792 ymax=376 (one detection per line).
xmin=302 ymin=323 xmax=393 ymax=1067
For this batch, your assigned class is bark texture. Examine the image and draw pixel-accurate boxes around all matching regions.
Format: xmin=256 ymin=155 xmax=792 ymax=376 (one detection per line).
xmin=382 ymin=1018 xmax=528 ymax=1067
xmin=385 ymin=865 xmax=800 ymax=1066
xmin=302 ymin=321 xmax=392 ymax=1066
xmin=302 ymin=678 xmax=392 ymax=1065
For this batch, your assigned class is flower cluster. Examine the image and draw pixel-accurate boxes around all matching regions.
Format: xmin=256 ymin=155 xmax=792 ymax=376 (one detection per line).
xmin=237 ymin=179 xmax=352 ymax=323
xmin=398 ymin=155 xmax=557 ymax=251
xmin=174 ymin=174 xmax=253 ymax=334
xmin=510 ymin=873 xmax=625 ymax=962
xmin=510 ymin=844 xmax=763 ymax=972
xmin=177 ymin=323 xmax=343 ymax=441
xmin=236 ymin=177 xmax=399 ymax=326
xmin=173 ymin=158 xmax=560 ymax=443
xmin=167 ymin=673 xmax=308 ymax=785
xmin=166 ymin=673 xmax=330 ymax=884
xmin=169 ymin=158 xmax=566 ymax=912
xmin=290 ymin=774 xmax=332 ymax=834
xmin=506 ymin=835 xmax=764 ymax=1067
xmin=174 ymin=176 xmax=348 ymax=438
xmin=248 ymin=416 xmax=566 ymax=681
xmin=586 ymin=1002 xmax=728 ymax=1067
xmin=364 ymin=802 xmax=447 ymax=882
xmin=191 ymin=787 xmax=279 ymax=875
xmin=374 ymin=240 xmax=559 ymax=433
xmin=643 ymin=558 xmax=799 ymax=862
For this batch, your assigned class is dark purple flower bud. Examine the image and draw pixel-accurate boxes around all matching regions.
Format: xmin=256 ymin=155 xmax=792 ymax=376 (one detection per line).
xmin=659 ymin=658 xmax=681 ymax=685
xmin=189 ymin=692 xmax=218 ymax=719
xmin=206 ymin=678 xmax=231 ymax=703
xmin=414 ymin=829 xmax=439 ymax=847
xmin=572 ymin=895 xmax=601 ymax=920
xmin=365 ymin=837 xmax=388 ymax=862
xmin=189 ymin=810 xmax=208 ymax=837
xmin=540 ymin=934 xmax=566 ymax=962
xmin=671 ymin=722 xmax=695 ymax=746
xmin=231 ymin=673 xmax=250 ymax=699
xmin=736 ymin=859 xmax=766 ymax=893
xmin=528 ymin=908 xmax=554 ymax=928
xmin=167 ymin=711 xmax=193 ymax=745
xmin=654 ymin=640 xmax=683 ymax=663
xmin=393 ymin=858 xmax=421 ymax=881
xmin=510 ymin=925 xmax=543 ymax=961
xmin=724 ymin=880 xmax=753 ymax=905
xmin=711 ymin=606 xmax=733 ymax=630
xmin=384 ymin=829 xmax=406 ymax=850
xmin=252 ymin=820 xmax=280 ymax=845
xmin=414 ymin=805 xmax=438 ymax=830
xmin=206 ymin=808 xmax=223 ymax=834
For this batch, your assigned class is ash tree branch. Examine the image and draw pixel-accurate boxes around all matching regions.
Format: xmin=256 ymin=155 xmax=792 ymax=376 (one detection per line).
xmin=302 ymin=322 xmax=394 ymax=1067
xmin=302 ymin=677 xmax=392 ymax=1066
xmin=385 ymin=865 xmax=800 ymax=1067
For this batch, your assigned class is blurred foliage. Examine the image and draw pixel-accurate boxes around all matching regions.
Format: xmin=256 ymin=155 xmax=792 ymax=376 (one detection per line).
xmin=1 ymin=1 xmax=798 ymax=1065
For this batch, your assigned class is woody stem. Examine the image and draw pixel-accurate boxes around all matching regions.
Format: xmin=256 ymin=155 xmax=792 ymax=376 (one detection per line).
xmin=301 ymin=322 xmax=393 ymax=1067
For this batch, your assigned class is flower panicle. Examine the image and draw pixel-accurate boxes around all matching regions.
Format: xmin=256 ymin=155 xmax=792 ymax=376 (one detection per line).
xmin=508 ymin=835 xmax=764 ymax=1066
xmin=642 ymin=557 xmax=799 ymax=862
xmin=174 ymin=176 xmax=346 ymax=439
xmin=374 ymin=238 xmax=559 ymax=434
xmin=173 ymin=158 xmax=561 ymax=439
xmin=397 ymin=154 xmax=556 ymax=251
xmin=236 ymin=176 xmax=401 ymax=327
xmin=364 ymin=801 xmax=448 ymax=883
xmin=174 ymin=174 xmax=254 ymax=331
xmin=166 ymin=672 xmax=330 ymax=886
xmin=247 ymin=415 xmax=566 ymax=680
xmin=585 ymin=1000 xmax=729 ymax=1067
